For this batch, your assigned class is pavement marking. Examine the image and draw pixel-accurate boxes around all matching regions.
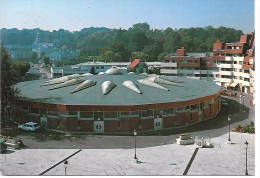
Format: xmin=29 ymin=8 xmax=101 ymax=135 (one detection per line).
xmin=39 ymin=149 xmax=82 ymax=175
xmin=183 ymin=147 xmax=199 ymax=175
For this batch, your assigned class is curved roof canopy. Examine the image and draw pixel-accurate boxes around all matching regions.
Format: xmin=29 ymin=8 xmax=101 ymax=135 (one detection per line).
xmin=16 ymin=67 xmax=222 ymax=106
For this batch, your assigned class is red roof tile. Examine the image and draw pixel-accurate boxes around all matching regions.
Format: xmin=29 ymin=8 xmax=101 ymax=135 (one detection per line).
xmin=129 ymin=59 xmax=141 ymax=68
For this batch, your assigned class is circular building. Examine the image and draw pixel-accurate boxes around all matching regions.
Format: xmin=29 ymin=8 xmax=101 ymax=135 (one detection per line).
xmin=14 ymin=68 xmax=222 ymax=134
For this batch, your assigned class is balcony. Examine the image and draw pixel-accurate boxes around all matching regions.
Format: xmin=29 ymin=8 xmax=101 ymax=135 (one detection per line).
xmin=241 ymin=72 xmax=250 ymax=79
xmin=160 ymin=62 xmax=177 ymax=67
xmin=219 ymin=71 xmax=233 ymax=76
xmin=233 ymin=64 xmax=243 ymax=69
xmin=216 ymin=63 xmax=234 ymax=68
xmin=216 ymin=78 xmax=233 ymax=83
xmin=225 ymin=56 xmax=234 ymax=61
xmin=160 ymin=69 xmax=178 ymax=74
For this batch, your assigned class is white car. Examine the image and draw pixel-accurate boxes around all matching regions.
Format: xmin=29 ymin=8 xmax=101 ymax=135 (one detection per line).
xmin=18 ymin=122 xmax=40 ymax=131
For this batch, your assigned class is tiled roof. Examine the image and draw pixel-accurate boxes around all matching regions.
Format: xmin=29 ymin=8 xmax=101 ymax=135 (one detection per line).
xmin=128 ymin=59 xmax=141 ymax=68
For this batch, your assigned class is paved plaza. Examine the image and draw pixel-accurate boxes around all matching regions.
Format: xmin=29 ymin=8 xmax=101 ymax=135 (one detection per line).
xmin=0 ymin=130 xmax=255 ymax=176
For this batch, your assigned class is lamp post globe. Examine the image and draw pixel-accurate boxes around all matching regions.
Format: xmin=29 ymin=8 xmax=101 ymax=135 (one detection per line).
xmin=64 ymin=160 xmax=68 ymax=176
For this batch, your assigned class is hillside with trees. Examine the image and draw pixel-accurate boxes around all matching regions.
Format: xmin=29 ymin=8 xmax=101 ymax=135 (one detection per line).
xmin=1 ymin=23 xmax=244 ymax=62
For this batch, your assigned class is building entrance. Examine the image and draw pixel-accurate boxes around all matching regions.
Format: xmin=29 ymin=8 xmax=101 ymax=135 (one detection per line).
xmin=94 ymin=121 xmax=104 ymax=133
xmin=154 ymin=117 xmax=163 ymax=130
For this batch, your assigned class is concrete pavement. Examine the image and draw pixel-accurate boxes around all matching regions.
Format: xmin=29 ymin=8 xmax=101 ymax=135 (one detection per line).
xmin=0 ymin=130 xmax=255 ymax=176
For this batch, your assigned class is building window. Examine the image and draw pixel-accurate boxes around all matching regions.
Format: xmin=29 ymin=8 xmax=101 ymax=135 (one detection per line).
xmin=190 ymin=104 xmax=198 ymax=110
xmin=48 ymin=109 xmax=58 ymax=116
xmin=187 ymin=60 xmax=193 ymax=63
xmin=120 ymin=111 xmax=139 ymax=117
xmin=94 ymin=111 xmax=103 ymax=119
xmin=80 ymin=111 xmax=93 ymax=118
xmin=163 ymin=108 xmax=175 ymax=115
xmin=68 ymin=111 xmax=78 ymax=116
xmin=141 ymin=109 xmax=154 ymax=117
xmin=154 ymin=109 xmax=163 ymax=117
xmin=30 ymin=107 xmax=39 ymax=114
xmin=176 ymin=106 xmax=184 ymax=112
xmin=104 ymin=112 xmax=118 ymax=118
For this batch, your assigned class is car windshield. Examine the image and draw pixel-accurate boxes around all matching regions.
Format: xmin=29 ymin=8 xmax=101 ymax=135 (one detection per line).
xmin=33 ymin=123 xmax=39 ymax=127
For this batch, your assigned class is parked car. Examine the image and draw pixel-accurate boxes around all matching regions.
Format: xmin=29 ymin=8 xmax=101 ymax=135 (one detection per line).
xmin=18 ymin=122 xmax=40 ymax=131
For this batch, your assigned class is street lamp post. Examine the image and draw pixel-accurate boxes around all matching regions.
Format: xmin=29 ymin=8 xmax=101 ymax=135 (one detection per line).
xmin=134 ymin=129 xmax=138 ymax=160
xmin=245 ymin=141 xmax=249 ymax=175
xmin=64 ymin=160 xmax=68 ymax=176
xmin=228 ymin=116 xmax=231 ymax=142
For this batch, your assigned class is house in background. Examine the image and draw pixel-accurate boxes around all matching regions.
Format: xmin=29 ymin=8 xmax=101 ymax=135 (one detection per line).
xmin=128 ymin=59 xmax=148 ymax=74
xmin=47 ymin=49 xmax=80 ymax=63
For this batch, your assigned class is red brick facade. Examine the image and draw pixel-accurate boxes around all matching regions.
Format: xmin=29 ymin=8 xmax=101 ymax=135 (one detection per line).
xmin=13 ymin=92 xmax=221 ymax=134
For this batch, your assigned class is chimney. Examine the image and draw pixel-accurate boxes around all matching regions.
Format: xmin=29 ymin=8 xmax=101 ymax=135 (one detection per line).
xmin=176 ymin=47 xmax=186 ymax=56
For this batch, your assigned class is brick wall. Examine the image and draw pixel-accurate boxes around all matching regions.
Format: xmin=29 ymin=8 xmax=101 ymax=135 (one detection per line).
xmin=28 ymin=114 xmax=40 ymax=123
xmin=47 ymin=117 xmax=58 ymax=129
xmin=163 ymin=115 xmax=176 ymax=128
xmin=120 ymin=117 xmax=139 ymax=132
xmin=79 ymin=120 xmax=93 ymax=132
xmin=140 ymin=118 xmax=154 ymax=131
xmin=105 ymin=120 xmax=120 ymax=132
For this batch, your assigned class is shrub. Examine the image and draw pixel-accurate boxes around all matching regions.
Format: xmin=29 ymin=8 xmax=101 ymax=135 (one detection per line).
xmin=232 ymin=123 xmax=255 ymax=134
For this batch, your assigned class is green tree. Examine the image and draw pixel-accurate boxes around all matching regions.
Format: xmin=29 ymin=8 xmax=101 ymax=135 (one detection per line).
xmin=31 ymin=52 xmax=38 ymax=63
xmin=130 ymin=23 xmax=150 ymax=34
xmin=100 ymin=50 xmax=121 ymax=62
xmin=54 ymin=60 xmax=64 ymax=67
xmin=143 ymin=43 xmax=163 ymax=61
xmin=109 ymin=41 xmax=131 ymax=61
xmin=43 ymin=56 xmax=50 ymax=65
xmin=158 ymin=52 xmax=168 ymax=61
xmin=131 ymin=51 xmax=149 ymax=61
xmin=13 ymin=61 xmax=30 ymax=80
xmin=132 ymin=31 xmax=149 ymax=51
xmin=1 ymin=47 xmax=20 ymax=127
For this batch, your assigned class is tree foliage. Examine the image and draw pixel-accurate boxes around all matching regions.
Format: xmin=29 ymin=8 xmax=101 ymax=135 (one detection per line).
xmin=1 ymin=47 xmax=21 ymax=127
xmin=12 ymin=61 xmax=30 ymax=81
xmin=0 ymin=25 xmax=244 ymax=62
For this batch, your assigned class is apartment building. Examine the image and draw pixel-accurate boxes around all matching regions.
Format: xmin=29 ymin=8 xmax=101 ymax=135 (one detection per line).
xmin=161 ymin=32 xmax=255 ymax=96
xmin=160 ymin=47 xmax=217 ymax=81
